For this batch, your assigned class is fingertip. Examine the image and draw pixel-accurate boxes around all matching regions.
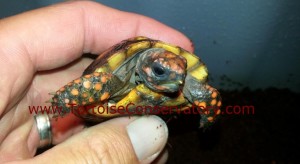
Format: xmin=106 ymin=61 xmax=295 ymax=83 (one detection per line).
xmin=126 ymin=115 xmax=168 ymax=163
xmin=0 ymin=0 xmax=193 ymax=71
xmin=134 ymin=15 xmax=194 ymax=52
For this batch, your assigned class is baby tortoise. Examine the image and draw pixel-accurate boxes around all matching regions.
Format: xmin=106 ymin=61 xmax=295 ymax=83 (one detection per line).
xmin=50 ymin=36 xmax=221 ymax=128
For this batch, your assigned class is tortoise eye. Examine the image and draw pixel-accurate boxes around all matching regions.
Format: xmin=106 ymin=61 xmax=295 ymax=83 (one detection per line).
xmin=152 ymin=63 xmax=167 ymax=77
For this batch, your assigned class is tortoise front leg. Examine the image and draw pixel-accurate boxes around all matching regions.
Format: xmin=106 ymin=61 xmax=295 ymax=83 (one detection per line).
xmin=194 ymin=84 xmax=221 ymax=128
xmin=183 ymin=76 xmax=222 ymax=128
xmin=51 ymin=72 xmax=124 ymax=119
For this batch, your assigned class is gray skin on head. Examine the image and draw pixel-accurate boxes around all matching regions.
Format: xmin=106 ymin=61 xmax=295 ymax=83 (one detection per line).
xmin=136 ymin=48 xmax=187 ymax=93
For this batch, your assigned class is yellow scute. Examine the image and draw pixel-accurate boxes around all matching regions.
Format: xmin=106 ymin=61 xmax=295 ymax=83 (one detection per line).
xmin=154 ymin=42 xmax=180 ymax=55
xmin=180 ymin=51 xmax=199 ymax=69
xmin=108 ymin=52 xmax=126 ymax=70
xmin=126 ymin=41 xmax=150 ymax=57
xmin=189 ymin=65 xmax=208 ymax=81
xmin=94 ymin=67 xmax=109 ymax=73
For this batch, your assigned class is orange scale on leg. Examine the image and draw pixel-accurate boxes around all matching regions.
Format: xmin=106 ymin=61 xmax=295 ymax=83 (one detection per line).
xmin=82 ymin=92 xmax=88 ymax=98
xmin=84 ymin=75 xmax=92 ymax=79
xmin=207 ymin=116 xmax=214 ymax=122
xmin=59 ymin=87 xmax=65 ymax=92
xmin=211 ymin=91 xmax=218 ymax=98
xmin=100 ymin=92 xmax=110 ymax=101
xmin=64 ymin=98 xmax=70 ymax=107
xmin=198 ymin=102 xmax=207 ymax=108
xmin=217 ymin=101 xmax=222 ymax=107
xmin=211 ymin=99 xmax=217 ymax=106
xmin=94 ymin=83 xmax=102 ymax=91
xmin=101 ymin=76 xmax=107 ymax=83
xmin=89 ymin=97 xmax=94 ymax=103
xmin=83 ymin=81 xmax=91 ymax=89
xmin=93 ymin=72 xmax=100 ymax=77
xmin=71 ymin=100 xmax=77 ymax=105
xmin=74 ymin=79 xmax=81 ymax=84
xmin=71 ymin=89 xmax=79 ymax=96
xmin=216 ymin=109 xmax=221 ymax=115
xmin=64 ymin=98 xmax=70 ymax=104
xmin=194 ymin=100 xmax=200 ymax=106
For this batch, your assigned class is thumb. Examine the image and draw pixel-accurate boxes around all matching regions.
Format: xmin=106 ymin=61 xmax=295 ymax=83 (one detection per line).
xmin=26 ymin=116 xmax=168 ymax=164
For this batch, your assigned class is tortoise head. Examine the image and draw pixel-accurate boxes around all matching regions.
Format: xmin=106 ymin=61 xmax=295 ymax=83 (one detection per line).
xmin=136 ymin=48 xmax=187 ymax=93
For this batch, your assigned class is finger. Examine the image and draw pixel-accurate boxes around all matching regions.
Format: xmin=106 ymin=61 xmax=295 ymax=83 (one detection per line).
xmin=50 ymin=113 xmax=85 ymax=144
xmin=0 ymin=1 xmax=193 ymax=71
xmin=23 ymin=116 xmax=168 ymax=164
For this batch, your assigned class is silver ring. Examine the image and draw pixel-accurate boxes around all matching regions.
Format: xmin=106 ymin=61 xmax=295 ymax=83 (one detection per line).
xmin=34 ymin=113 xmax=52 ymax=148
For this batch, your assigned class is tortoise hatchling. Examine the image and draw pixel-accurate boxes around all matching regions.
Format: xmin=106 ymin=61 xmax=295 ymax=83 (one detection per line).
xmin=50 ymin=36 xmax=221 ymax=128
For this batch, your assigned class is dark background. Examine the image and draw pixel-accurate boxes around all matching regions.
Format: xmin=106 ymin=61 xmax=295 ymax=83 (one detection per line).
xmin=1 ymin=1 xmax=299 ymax=163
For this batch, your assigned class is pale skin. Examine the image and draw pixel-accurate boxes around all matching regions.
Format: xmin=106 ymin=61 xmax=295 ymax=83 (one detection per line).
xmin=0 ymin=1 xmax=193 ymax=163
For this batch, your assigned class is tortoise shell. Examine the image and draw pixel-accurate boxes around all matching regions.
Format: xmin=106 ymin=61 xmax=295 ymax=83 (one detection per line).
xmin=51 ymin=36 xmax=221 ymax=128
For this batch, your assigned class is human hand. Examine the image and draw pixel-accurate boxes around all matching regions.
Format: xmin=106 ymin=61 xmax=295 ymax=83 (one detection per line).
xmin=0 ymin=1 xmax=193 ymax=163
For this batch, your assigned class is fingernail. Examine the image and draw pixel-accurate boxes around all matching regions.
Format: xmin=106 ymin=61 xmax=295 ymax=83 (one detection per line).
xmin=126 ymin=115 xmax=168 ymax=163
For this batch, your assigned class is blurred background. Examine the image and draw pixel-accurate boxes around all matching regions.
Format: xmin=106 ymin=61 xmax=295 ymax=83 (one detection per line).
xmin=1 ymin=0 xmax=299 ymax=163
